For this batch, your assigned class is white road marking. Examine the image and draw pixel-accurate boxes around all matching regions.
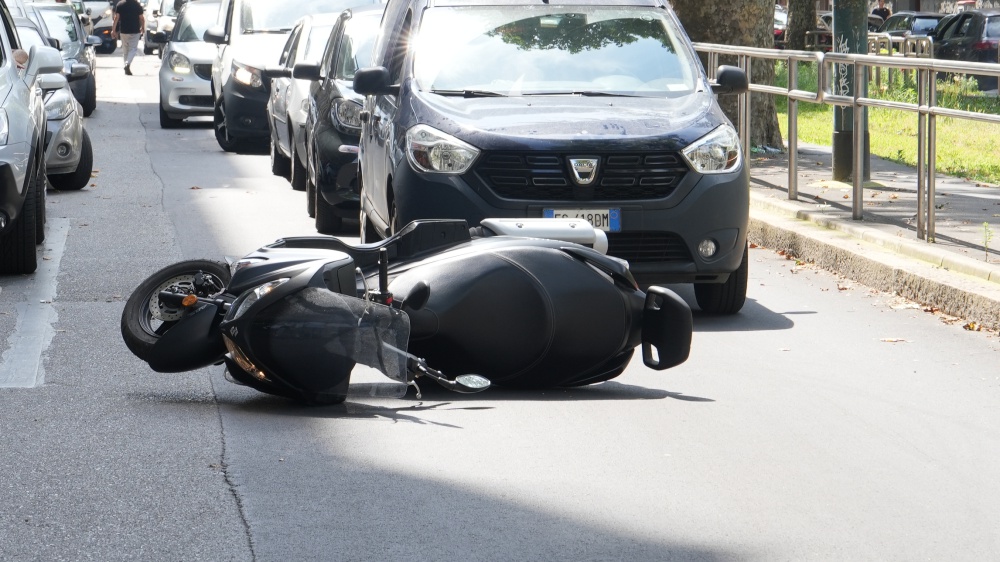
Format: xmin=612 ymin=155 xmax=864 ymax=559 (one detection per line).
xmin=0 ymin=218 xmax=69 ymax=388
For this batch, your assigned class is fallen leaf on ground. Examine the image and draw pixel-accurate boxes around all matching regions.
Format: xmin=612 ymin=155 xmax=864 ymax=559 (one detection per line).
xmin=880 ymin=338 xmax=909 ymax=343
xmin=964 ymin=322 xmax=982 ymax=331
xmin=190 ymin=186 xmax=202 ymax=190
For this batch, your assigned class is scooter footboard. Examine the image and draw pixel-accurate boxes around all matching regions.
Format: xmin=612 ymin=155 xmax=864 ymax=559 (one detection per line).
xmin=641 ymin=286 xmax=692 ymax=370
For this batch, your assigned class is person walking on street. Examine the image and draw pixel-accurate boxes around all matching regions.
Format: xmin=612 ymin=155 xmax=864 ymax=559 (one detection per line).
xmin=872 ymin=0 xmax=891 ymax=22
xmin=112 ymin=0 xmax=145 ymax=75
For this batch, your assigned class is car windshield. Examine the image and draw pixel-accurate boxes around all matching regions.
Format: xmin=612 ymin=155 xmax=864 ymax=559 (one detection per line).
xmin=36 ymin=7 xmax=79 ymax=46
xmin=334 ymin=13 xmax=380 ymax=80
xmin=987 ymin=16 xmax=1000 ymax=38
xmin=239 ymin=0 xmax=373 ymax=33
xmin=912 ymin=17 xmax=941 ymax=34
xmin=303 ymin=24 xmax=333 ymax=62
xmin=172 ymin=2 xmax=218 ymax=41
xmin=413 ymin=6 xmax=698 ymax=97
xmin=161 ymin=0 xmax=179 ymax=17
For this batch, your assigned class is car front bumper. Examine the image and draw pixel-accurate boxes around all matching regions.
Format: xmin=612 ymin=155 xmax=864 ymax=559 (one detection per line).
xmin=384 ymin=161 xmax=750 ymax=286
xmin=44 ymin=114 xmax=83 ymax=175
xmin=222 ymin=81 xmax=269 ymax=140
xmin=160 ymin=67 xmax=213 ymax=118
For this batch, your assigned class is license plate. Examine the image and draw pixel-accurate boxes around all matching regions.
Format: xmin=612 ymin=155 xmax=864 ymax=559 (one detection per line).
xmin=543 ymin=209 xmax=621 ymax=232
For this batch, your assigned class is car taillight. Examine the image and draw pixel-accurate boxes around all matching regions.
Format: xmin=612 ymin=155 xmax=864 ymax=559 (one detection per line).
xmin=972 ymin=40 xmax=999 ymax=50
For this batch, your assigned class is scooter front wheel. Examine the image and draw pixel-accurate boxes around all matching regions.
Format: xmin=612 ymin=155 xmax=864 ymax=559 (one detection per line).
xmin=121 ymin=260 xmax=231 ymax=361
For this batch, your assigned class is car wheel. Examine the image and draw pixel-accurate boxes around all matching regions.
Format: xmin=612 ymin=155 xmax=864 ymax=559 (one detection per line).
xmin=35 ymin=156 xmax=46 ymax=244
xmin=213 ymin=98 xmax=243 ymax=153
xmin=314 ymin=184 xmax=342 ymax=234
xmin=143 ymin=42 xmax=153 ymax=55
xmin=49 ymin=129 xmax=94 ymax=191
xmin=269 ymin=137 xmax=290 ymax=179
xmin=289 ymin=136 xmax=307 ymax=192
xmin=306 ymin=176 xmax=316 ymax=218
xmin=694 ymin=244 xmax=748 ymax=315
xmin=0 ymin=160 xmax=39 ymax=274
xmin=159 ymin=104 xmax=182 ymax=129
xmin=82 ymin=75 xmax=97 ymax=117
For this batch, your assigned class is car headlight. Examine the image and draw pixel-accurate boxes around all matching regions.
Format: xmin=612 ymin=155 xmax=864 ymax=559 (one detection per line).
xmin=681 ymin=125 xmax=742 ymax=174
xmin=405 ymin=124 xmax=479 ymax=174
xmin=0 ymin=110 xmax=8 ymax=145
xmin=232 ymin=61 xmax=263 ymax=88
xmin=228 ymin=278 xmax=289 ymax=321
xmin=168 ymin=52 xmax=191 ymax=74
xmin=45 ymin=88 xmax=76 ymax=120
xmin=332 ymin=98 xmax=362 ymax=133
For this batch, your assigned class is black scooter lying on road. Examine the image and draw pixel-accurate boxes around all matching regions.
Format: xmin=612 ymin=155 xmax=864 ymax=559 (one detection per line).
xmin=120 ymin=219 xmax=693 ymax=403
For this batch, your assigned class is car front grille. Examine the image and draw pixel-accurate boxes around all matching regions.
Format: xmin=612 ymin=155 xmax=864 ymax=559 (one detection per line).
xmin=606 ymin=231 xmax=692 ymax=263
xmin=194 ymin=64 xmax=212 ymax=81
xmin=179 ymin=95 xmax=213 ymax=107
xmin=475 ymin=152 xmax=688 ymax=201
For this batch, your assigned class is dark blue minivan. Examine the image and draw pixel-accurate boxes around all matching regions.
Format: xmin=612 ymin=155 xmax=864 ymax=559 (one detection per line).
xmin=353 ymin=0 xmax=751 ymax=313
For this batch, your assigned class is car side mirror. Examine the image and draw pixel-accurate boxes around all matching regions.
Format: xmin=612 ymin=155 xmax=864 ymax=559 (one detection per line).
xmin=68 ymin=62 xmax=90 ymax=81
xmin=203 ymin=25 xmax=226 ymax=44
xmin=261 ymin=66 xmax=292 ymax=79
xmin=85 ymin=35 xmax=102 ymax=46
xmin=353 ymin=66 xmax=398 ymax=96
xmin=152 ymin=9 xmax=159 ymax=16
xmin=291 ymin=63 xmax=319 ymax=81
xmin=24 ymin=45 xmax=64 ymax=86
xmin=710 ymin=65 xmax=749 ymax=95
xmin=38 ymin=73 xmax=68 ymax=92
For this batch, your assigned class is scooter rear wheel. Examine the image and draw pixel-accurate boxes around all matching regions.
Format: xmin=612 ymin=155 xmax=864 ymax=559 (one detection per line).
xmin=121 ymin=260 xmax=231 ymax=361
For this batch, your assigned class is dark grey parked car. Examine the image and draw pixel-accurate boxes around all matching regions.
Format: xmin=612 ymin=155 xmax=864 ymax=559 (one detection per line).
xmin=933 ymin=9 xmax=1000 ymax=91
xmin=353 ymin=0 xmax=751 ymax=313
xmin=26 ymin=1 xmax=102 ymax=116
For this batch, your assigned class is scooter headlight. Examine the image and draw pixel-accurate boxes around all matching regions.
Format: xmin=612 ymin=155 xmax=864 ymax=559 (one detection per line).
xmin=229 ymin=278 xmax=289 ymax=321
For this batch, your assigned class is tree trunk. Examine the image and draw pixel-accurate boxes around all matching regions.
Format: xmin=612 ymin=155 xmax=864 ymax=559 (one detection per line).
xmin=787 ymin=0 xmax=817 ymax=51
xmin=673 ymin=0 xmax=784 ymax=150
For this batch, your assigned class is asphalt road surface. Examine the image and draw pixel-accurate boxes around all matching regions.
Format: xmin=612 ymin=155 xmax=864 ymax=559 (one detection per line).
xmin=2 ymin=52 xmax=1000 ymax=562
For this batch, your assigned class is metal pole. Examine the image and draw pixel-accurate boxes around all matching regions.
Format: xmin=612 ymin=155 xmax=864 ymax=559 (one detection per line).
xmin=852 ymin=61 xmax=866 ymax=220
xmin=788 ymin=58 xmax=798 ymax=200
xmin=927 ymin=76 xmax=937 ymax=242
xmin=916 ymin=67 xmax=927 ymax=240
xmin=740 ymin=54 xmax=751 ymax=163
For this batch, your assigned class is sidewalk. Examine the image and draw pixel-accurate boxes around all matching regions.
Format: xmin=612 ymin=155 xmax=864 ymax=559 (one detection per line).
xmin=746 ymin=142 xmax=1000 ymax=330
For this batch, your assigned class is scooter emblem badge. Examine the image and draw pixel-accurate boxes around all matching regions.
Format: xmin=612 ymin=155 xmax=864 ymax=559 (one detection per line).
xmin=568 ymin=158 xmax=598 ymax=186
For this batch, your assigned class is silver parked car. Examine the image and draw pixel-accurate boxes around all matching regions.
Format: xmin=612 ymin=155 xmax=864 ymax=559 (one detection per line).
xmin=16 ymin=17 xmax=94 ymax=190
xmin=155 ymin=0 xmax=219 ymax=127
xmin=0 ymin=4 xmax=64 ymax=273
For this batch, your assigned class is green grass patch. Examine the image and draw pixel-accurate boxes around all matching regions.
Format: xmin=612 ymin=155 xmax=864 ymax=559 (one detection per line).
xmin=772 ymin=62 xmax=1000 ymax=185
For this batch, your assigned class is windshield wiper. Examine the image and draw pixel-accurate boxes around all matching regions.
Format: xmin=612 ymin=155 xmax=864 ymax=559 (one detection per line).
xmin=430 ymin=89 xmax=507 ymax=98
xmin=245 ymin=28 xmax=293 ymax=34
xmin=523 ymin=91 xmax=640 ymax=98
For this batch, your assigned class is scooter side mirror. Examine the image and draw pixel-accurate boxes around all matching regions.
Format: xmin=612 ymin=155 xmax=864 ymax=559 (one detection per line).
xmin=453 ymin=374 xmax=490 ymax=392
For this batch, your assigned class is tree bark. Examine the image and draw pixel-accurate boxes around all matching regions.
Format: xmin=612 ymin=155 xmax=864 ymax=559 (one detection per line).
xmin=787 ymin=0 xmax=817 ymax=51
xmin=673 ymin=0 xmax=784 ymax=150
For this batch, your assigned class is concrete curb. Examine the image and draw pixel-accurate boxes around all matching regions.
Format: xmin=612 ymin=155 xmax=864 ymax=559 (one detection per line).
xmin=748 ymin=192 xmax=1000 ymax=331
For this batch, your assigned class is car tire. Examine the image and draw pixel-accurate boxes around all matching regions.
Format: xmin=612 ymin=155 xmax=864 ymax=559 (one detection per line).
xmin=49 ymin=129 xmax=94 ymax=191
xmin=159 ymin=104 xmax=182 ymax=128
xmin=305 ymin=176 xmax=316 ymax=218
xmin=269 ymin=138 xmax=290 ymax=179
xmin=0 ymin=159 xmax=39 ymax=274
xmin=82 ymin=74 xmax=97 ymax=117
xmin=213 ymin=98 xmax=243 ymax=153
xmin=143 ymin=42 xmax=153 ymax=55
xmin=289 ymin=136 xmax=307 ymax=192
xmin=694 ymin=244 xmax=748 ymax=315
xmin=314 ymin=184 xmax=342 ymax=234
xmin=35 ymin=156 xmax=46 ymax=244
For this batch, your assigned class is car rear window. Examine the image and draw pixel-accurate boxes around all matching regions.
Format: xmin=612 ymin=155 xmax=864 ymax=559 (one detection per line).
xmin=986 ymin=16 xmax=1000 ymax=38
xmin=413 ymin=6 xmax=698 ymax=98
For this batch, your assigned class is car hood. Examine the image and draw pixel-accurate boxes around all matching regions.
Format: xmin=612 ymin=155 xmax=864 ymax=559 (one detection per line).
xmin=229 ymin=34 xmax=292 ymax=69
xmin=168 ymin=40 xmax=216 ymax=63
xmin=406 ymin=86 xmax=724 ymax=152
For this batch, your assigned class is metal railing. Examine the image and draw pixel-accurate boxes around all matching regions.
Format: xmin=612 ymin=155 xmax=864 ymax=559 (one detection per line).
xmin=693 ymin=41 xmax=1000 ymax=242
